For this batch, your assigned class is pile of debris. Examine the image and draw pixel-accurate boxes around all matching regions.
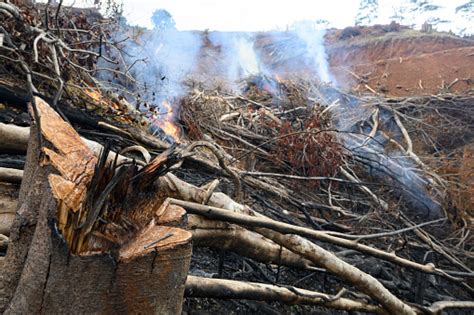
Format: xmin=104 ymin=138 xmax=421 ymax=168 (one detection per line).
xmin=0 ymin=2 xmax=473 ymax=314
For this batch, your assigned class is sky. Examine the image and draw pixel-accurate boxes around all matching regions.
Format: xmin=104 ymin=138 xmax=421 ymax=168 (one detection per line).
xmin=41 ymin=0 xmax=472 ymax=34
xmin=121 ymin=0 xmax=361 ymax=31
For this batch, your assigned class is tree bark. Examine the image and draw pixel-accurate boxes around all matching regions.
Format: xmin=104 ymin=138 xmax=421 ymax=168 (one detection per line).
xmin=0 ymin=97 xmax=192 ymax=314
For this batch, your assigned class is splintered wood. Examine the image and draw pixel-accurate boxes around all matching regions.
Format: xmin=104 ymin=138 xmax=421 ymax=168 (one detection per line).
xmin=0 ymin=96 xmax=192 ymax=313
xmin=35 ymin=97 xmax=98 ymax=250
xmin=33 ymin=96 xmax=191 ymax=256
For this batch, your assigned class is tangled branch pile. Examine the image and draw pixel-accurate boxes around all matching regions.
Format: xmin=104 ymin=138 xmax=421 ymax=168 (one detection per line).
xmin=178 ymin=78 xmax=474 ymax=313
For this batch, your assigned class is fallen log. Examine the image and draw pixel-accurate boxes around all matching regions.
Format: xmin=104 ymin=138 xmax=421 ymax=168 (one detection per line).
xmin=189 ymin=214 xmax=314 ymax=270
xmin=170 ymin=199 xmax=415 ymax=314
xmin=0 ymin=183 xmax=18 ymax=235
xmin=0 ymin=97 xmax=192 ymax=313
xmin=0 ymin=234 xmax=7 ymax=252
xmin=0 ymin=167 xmax=22 ymax=184
xmin=0 ymin=123 xmax=29 ymax=153
xmin=185 ymin=276 xmax=386 ymax=314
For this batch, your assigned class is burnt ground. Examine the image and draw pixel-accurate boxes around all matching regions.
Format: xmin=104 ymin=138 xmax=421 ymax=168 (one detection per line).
xmin=175 ymin=167 xmax=472 ymax=315
xmin=183 ymin=228 xmax=472 ymax=314
xmin=184 ymin=247 xmax=345 ymax=315
xmin=183 ymin=224 xmax=472 ymax=314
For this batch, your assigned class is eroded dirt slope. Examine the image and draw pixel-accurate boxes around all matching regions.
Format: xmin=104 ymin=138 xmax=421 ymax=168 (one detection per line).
xmin=327 ymin=27 xmax=474 ymax=96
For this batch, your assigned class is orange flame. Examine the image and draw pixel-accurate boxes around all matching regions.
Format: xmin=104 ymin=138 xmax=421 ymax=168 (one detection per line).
xmin=84 ymin=89 xmax=102 ymax=102
xmin=158 ymin=100 xmax=181 ymax=142
xmin=85 ymin=88 xmax=125 ymax=115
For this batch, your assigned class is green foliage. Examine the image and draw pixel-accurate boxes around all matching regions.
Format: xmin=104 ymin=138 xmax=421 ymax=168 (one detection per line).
xmin=151 ymin=9 xmax=176 ymax=31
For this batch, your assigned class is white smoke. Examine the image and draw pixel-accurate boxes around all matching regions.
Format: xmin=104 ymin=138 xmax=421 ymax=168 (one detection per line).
xmin=290 ymin=20 xmax=335 ymax=83
xmin=97 ymin=12 xmax=443 ymax=217
xmin=129 ymin=29 xmax=201 ymax=103
xmin=236 ymin=37 xmax=260 ymax=75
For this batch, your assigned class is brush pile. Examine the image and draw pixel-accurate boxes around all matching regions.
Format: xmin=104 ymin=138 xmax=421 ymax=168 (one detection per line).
xmin=175 ymin=78 xmax=474 ymax=312
xmin=0 ymin=2 xmax=473 ymax=314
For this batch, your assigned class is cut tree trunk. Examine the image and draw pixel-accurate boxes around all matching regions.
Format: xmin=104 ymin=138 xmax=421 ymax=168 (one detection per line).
xmin=0 ymin=97 xmax=192 ymax=314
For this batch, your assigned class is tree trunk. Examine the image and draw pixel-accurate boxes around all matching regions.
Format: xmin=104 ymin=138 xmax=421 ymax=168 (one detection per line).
xmin=0 ymin=97 xmax=192 ymax=314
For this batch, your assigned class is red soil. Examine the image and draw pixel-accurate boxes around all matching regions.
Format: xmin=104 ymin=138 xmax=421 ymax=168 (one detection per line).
xmin=327 ymin=28 xmax=474 ymax=96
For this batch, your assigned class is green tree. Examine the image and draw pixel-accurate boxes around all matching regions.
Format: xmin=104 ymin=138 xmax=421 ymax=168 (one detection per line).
xmin=151 ymin=9 xmax=176 ymax=31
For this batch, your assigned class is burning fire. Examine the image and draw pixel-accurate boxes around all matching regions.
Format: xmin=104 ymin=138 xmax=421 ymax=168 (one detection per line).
xmin=86 ymin=87 xmax=180 ymax=142
xmin=158 ymin=100 xmax=181 ymax=142
xmin=84 ymin=88 xmax=127 ymax=116
xmin=84 ymin=89 xmax=102 ymax=102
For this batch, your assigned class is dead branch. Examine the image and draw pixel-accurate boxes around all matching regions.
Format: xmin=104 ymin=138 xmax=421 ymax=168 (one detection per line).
xmin=168 ymin=198 xmax=471 ymax=284
xmin=185 ymin=276 xmax=387 ymax=314
xmin=400 ymin=215 xmax=472 ymax=274
xmin=423 ymin=300 xmax=474 ymax=315
xmin=169 ymin=199 xmax=415 ymax=314
xmin=0 ymin=123 xmax=29 ymax=153
xmin=0 ymin=167 xmax=22 ymax=184
xmin=0 ymin=3 xmax=21 ymax=20
xmin=184 ymin=141 xmax=242 ymax=202
xmin=340 ymin=167 xmax=389 ymax=211
xmin=254 ymin=228 xmax=415 ymax=314
xmin=327 ymin=218 xmax=446 ymax=240
xmin=189 ymin=214 xmax=314 ymax=270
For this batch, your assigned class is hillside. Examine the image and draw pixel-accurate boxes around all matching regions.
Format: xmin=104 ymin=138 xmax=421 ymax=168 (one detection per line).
xmin=191 ymin=24 xmax=474 ymax=97
xmin=327 ymin=26 xmax=474 ymax=96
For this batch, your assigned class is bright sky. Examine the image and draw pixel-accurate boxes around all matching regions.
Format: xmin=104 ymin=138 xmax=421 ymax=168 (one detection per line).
xmin=41 ymin=0 xmax=472 ymax=33
xmin=122 ymin=0 xmax=360 ymax=31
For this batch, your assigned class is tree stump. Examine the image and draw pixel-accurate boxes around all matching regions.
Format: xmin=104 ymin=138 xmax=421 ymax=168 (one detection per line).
xmin=0 ymin=97 xmax=192 ymax=314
